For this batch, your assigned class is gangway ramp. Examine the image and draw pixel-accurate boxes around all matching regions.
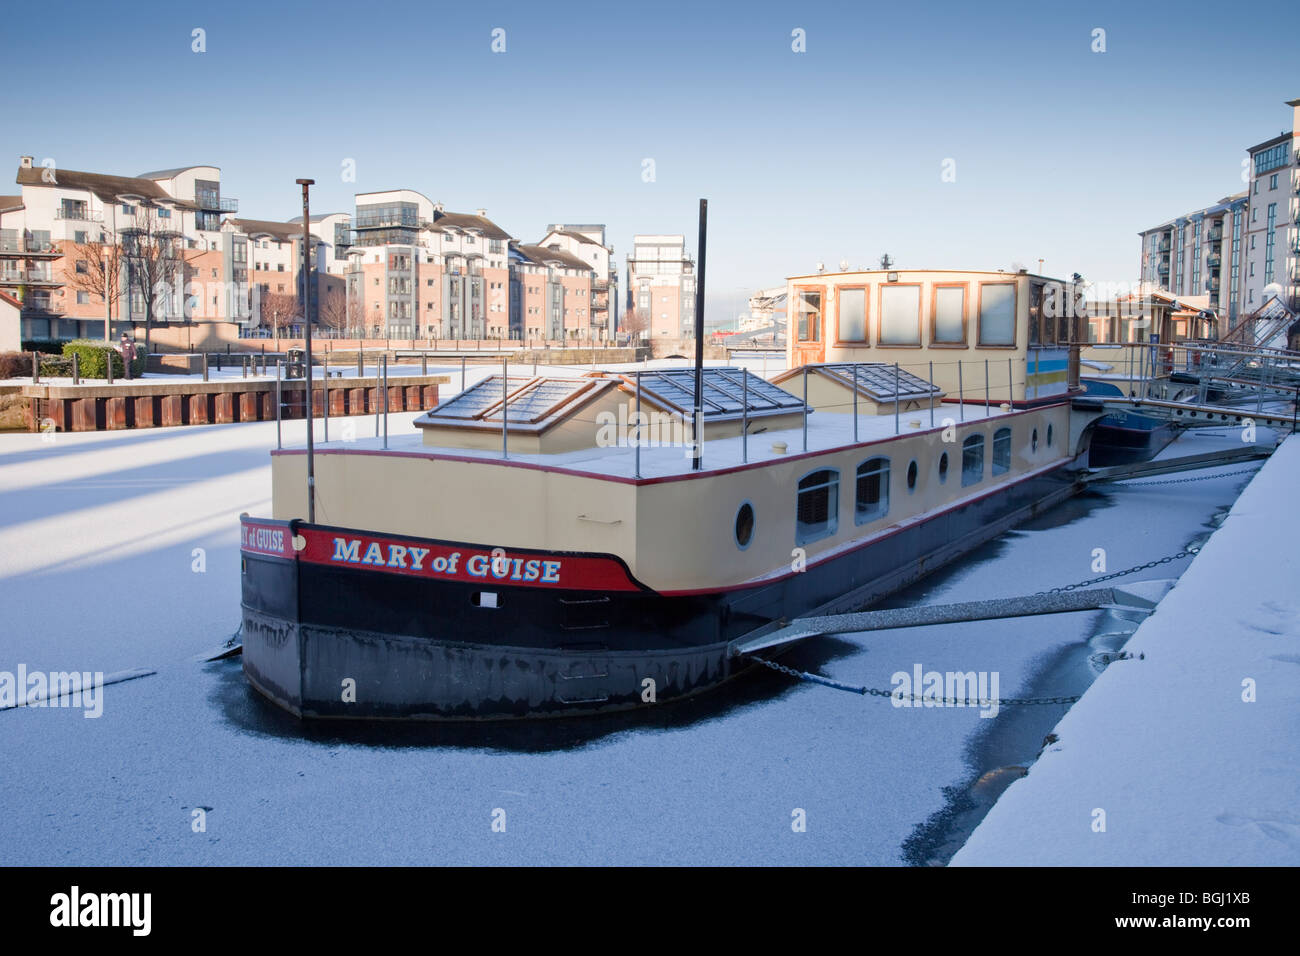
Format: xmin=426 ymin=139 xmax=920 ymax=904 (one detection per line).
xmin=729 ymin=582 xmax=1173 ymax=657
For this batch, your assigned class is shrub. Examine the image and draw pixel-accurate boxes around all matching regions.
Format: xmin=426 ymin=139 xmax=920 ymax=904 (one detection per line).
xmin=0 ymin=351 xmax=31 ymax=379
xmin=41 ymin=356 xmax=74 ymax=377
xmin=62 ymin=340 xmax=126 ymax=379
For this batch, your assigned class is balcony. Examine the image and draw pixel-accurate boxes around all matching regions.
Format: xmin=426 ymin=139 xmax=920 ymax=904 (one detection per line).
xmin=0 ymin=267 xmax=60 ymax=286
xmin=0 ymin=237 xmax=61 ymax=257
xmin=1157 ymin=240 xmax=1171 ymax=252
xmin=1206 ymin=253 xmax=1221 ymax=267
xmin=1206 ymin=226 xmax=1222 ymax=241
xmin=219 ymin=197 xmax=239 ymax=213
xmin=55 ymin=207 xmax=103 ymax=222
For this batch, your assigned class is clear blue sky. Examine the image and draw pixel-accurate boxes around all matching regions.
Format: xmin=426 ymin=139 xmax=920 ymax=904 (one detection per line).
xmin=4 ymin=0 xmax=1298 ymax=322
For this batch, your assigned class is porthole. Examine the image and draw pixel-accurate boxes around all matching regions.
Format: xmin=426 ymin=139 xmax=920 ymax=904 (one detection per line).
xmin=938 ymin=452 xmax=949 ymax=484
xmin=906 ymin=460 xmax=918 ymax=492
xmin=1046 ymin=424 xmax=1054 ymax=448
xmin=734 ymin=501 xmax=756 ymax=550
xmin=1031 ymin=428 xmax=1039 ymax=453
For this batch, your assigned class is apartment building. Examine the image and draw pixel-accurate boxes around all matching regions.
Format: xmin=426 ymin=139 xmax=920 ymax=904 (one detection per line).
xmin=1137 ymin=97 xmax=1300 ymax=326
xmin=535 ymin=224 xmax=617 ymax=338
xmin=1242 ymin=102 xmax=1299 ymax=313
xmin=2 ymin=157 xmax=237 ymax=339
xmin=508 ymin=242 xmax=596 ymax=340
xmin=222 ymin=217 xmax=344 ymax=332
xmin=626 ymin=234 xmax=695 ymax=339
xmin=343 ymin=189 xmax=515 ymax=339
xmin=1137 ymin=193 xmax=1247 ymax=321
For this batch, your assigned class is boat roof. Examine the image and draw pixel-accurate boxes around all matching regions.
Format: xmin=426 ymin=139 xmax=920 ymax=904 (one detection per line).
xmin=611 ymin=367 xmax=807 ymax=421
xmin=414 ymin=375 xmax=616 ymax=434
xmin=771 ymin=362 xmax=944 ymax=402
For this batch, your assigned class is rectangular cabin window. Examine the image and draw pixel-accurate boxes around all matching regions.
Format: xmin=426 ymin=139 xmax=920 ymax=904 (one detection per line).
xmin=932 ymin=285 xmax=966 ymax=344
xmin=795 ymin=289 xmax=822 ymax=342
xmin=992 ymin=427 xmax=1012 ymax=475
xmin=961 ymin=434 xmax=984 ymax=486
xmin=978 ymin=283 xmax=1016 ymax=346
xmin=836 ymin=287 xmax=867 ymax=343
xmin=796 ymin=469 xmax=839 ymax=545
xmin=855 ymin=457 xmax=890 ymax=524
xmin=1028 ymin=283 xmax=1043 ymax=346
xmin=879 ymin=284 xmax=921 ymax=346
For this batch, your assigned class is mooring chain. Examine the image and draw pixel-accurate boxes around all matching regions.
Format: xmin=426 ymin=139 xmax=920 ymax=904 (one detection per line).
xmin=748 ymin=655 xmax=1082 ymax=706
xmin=1036 ymin=547 xmax=1201 ymax=594
xmin=1117 ymin=466 xmax=1261 ymax=487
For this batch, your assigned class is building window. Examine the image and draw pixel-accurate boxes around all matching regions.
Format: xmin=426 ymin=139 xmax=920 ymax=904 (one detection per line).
xmin=992 ymin=427 xmax=1012 ymax=475
xmin=796 ymin=468 xmax=839 ymax=545
xmin=961 ymin=434 xmax=984 ymax=486
xmin=879 ymin=284 xmax=921 ymax=346
xmin=76 ymin=291 xmax=90 ymax=304
xmin=977 ymin=283 xmax=1016 ymax=346
xmin=795 ymin=289 xmax=822 ymax=342
xmin=932 ymin=285 xmax=966 ymax=344
xmin=855 ymin=458 xmax=889 ymax=524
xmin=836 ymin=287 xmax=867 ymax=343
xmin=75 ymin=259 xmax=89 ymax=274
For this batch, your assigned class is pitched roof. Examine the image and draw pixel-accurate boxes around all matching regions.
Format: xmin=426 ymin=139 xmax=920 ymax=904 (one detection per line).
xmin=511 ymin=242 xmax=593 ymax=272
xmin=225 ymin=218 xmax=301 ymax=242
xmin=541 ymin=227 xmax=605 ymax=247
xmin=429 ymin=210 xmax=512 ymax=240
xmin=15 ymin=165 xmax=194 ymax=208
xmin=0 ymin=195 xmax=21 ymax=212
xmin=0 ymin=289 xmax=21 ymax=309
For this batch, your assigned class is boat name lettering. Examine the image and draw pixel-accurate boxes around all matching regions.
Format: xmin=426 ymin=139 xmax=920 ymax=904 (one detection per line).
xmin=330 ymin=537 xmax=561 ymax=583
xmin=242 ymin=525 xmax=285 ymax=554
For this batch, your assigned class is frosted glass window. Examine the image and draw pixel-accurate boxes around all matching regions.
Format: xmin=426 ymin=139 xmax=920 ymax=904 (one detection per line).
xmin=978 ymin=284 xmax=1016 ymax=346
xmin=933 ymin=286 xmax=965 ymax=343
xmin=838 ymin=288 xmax=866 ymax=341
xmin=879 ymin=285 xmax=921 ymax=345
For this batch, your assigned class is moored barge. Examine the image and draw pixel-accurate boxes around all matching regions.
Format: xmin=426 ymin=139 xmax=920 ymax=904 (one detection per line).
xmin=241 ymin=269 xmax=1107 ymax=719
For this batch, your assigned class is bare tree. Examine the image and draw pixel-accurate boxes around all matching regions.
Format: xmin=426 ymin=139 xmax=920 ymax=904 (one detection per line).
xmin=63 ymin=235 xmax=123 ymax=340
xmin=119 ymin=204 xmax=187 ymax=353
xmin=620 ymin=304 xmax=648 ymax=344
xmin=260 ymin=290 xmax=300 ymax=345
xmin=319 ymin=287 xmax=348 ymax=333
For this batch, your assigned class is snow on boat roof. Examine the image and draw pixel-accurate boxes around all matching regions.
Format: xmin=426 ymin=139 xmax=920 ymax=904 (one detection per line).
xmin=313 ymin=402 xmax=1021 ymax=482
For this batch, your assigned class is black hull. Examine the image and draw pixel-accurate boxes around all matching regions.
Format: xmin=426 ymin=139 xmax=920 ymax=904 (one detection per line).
xmin=241 ymin=463 xmax=1080 ymax=720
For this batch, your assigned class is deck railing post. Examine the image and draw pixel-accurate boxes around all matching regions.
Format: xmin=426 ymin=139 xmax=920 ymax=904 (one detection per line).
xmin=894 ymin=363 xmax=900 ymax=435
xmin=742 ymin=368 xmax=749 ymax=463
xmin=275 ymin=359 xmax=282 ymax=450
xmin=461 ymin=355 xmax=466 ymax=395
xmin=929 ymin=360 xmax=935 ymax=428
xmin=958 ymin=361 xmax=965 ymax=422
xmin=852 ymin=363 xmax=859 ymax=443
xmin=984 ymin=358 xmax=990 ymax=411
xmin=1007 ymin=357 xmax=1013 ymax=405
xmin=802 ymin=365 xmax=809 ymax=453
xmin=635 ymin=370 xmax=642 ymax=478
xmin=382 ymin=354 xmax=389 ymax=450
xmin=502 ymin=357 xmax=509 ymax=460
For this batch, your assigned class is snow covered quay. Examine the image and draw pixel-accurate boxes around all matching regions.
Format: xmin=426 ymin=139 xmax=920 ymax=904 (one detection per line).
xmin=953 ymin=434 xmax=1300 ymax=866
